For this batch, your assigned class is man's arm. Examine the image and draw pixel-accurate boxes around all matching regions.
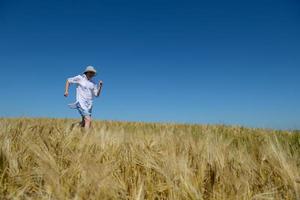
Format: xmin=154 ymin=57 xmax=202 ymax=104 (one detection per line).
xmin=64 ymin=75 xmax=81 ymax=97
xmin=96 ymin=80 xmax=103 ymax=97
xmin=64 ymin=80 xmax=70 ymax=97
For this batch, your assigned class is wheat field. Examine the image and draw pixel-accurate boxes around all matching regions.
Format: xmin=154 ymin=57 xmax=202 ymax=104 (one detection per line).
xmin=0 ymin=118 xmax=299 ymax=200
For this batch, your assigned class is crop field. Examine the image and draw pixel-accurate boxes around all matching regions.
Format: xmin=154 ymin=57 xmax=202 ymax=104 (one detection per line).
xmin=0 ymin=118 xmax=299 ymax=199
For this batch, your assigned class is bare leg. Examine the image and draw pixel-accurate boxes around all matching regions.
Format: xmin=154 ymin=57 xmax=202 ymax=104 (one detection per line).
xmin=84 ymin=116 xmax=91 ymax=129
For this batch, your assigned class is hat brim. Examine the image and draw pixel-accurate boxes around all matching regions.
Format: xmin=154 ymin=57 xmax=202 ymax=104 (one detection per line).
xmin=84 ymin=70 xmax=97 ymax=74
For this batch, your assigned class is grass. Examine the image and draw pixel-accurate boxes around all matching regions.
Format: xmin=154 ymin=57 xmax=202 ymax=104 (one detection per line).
xmin=0 ymin=118 xmax=299 ymax=199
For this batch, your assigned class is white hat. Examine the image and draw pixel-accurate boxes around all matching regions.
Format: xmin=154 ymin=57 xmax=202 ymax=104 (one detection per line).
xmin=84 ymin=66 xmax=97 ymax=74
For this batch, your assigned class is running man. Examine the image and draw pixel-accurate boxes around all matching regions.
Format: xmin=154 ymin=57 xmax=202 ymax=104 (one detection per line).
xmin=64 ymin=66 xmax=103 ymax=129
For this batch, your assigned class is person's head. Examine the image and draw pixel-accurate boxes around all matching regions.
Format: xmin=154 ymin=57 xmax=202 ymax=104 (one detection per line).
xmin=84 ymin=66 xmax=97 ymax=79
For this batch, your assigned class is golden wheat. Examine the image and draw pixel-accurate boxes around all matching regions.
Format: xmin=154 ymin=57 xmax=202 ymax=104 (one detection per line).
xmin=0 ymin=118 xmax=299 ymax=199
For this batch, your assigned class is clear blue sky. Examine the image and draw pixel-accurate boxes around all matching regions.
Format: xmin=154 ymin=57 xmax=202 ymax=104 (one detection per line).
xmin=0 ymin=0 xmax=299 ymax=129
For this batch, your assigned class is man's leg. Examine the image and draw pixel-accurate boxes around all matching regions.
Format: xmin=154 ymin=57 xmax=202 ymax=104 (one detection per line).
xmin=80 ymin=117 xmax=85 ymax=127
xmin=84 ymin=116 xmax=91 ymax=129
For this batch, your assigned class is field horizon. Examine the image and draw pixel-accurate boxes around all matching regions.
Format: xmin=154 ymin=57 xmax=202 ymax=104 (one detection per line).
xmin=0 ymin=118 xmax=299 ymax=199
xmin=1 ymin=117 xmax=298 ymax=132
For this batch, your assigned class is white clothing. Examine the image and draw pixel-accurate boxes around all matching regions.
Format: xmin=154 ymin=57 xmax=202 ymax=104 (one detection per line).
xmin=67 ymin=74 xmax=99 ymax=110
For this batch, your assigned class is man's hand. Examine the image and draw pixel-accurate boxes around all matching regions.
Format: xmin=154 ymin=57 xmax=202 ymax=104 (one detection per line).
xmin=64 ymin=92 xmax=69 ymax=97
xmin=98 ymin=80 xmax=103 ymax=87
xmin=96 ymin=80 xmax=103 ymax=96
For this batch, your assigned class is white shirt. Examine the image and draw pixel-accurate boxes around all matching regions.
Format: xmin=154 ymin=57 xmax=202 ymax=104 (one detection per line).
xmin=68 ymin=74 xmax=99 ymax=110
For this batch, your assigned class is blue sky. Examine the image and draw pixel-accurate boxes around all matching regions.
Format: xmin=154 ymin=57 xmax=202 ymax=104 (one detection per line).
xmin=0 ymin=0 xmax=299 ymax=129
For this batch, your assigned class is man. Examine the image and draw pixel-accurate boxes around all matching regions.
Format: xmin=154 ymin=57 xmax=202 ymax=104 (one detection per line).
xmin=64 ymin=66 xmax=103 ymax=129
